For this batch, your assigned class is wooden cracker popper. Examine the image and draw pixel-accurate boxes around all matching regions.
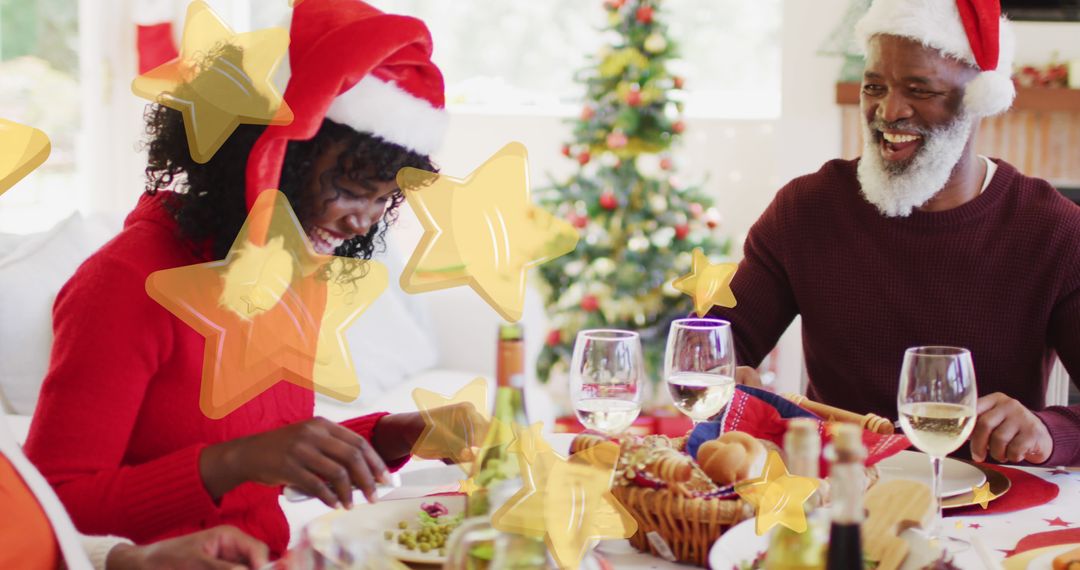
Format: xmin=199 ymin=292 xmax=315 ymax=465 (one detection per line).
xmin=781 ymin=393 xmax=895 ymax=435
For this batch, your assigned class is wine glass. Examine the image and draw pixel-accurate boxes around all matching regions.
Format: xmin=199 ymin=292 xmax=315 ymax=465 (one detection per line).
xmin=664 ymin=318 xmax=736 ymax=425
xmin=896 ymin=346 xmax=977 ymax=543
xmin=569 ymin=329 xmax=644 ymax=436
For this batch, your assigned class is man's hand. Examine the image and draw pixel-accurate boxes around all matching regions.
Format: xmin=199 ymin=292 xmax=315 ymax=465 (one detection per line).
xmin=200 ymin=417 xmax=390 ymax=508
xmin=107 ymin=526 xmax=269 ymax=570
xmin=735 ymin=365 xmax=763 ymax=388
xmin=969 ymin=392 xmax=1053 ymax=464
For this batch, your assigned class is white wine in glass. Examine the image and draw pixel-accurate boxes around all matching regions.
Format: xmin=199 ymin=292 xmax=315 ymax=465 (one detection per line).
xmin=664 ymin=318 xmax=736 ymax=425
xmin=896 ymin=346 xmax=977 ymax=543
xmin=570 ymin=330 xmax=644 ymax=436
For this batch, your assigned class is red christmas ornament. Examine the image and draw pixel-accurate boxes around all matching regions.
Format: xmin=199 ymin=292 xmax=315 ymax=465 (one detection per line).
xmin=671 ymin=120 xmax=686 ymax=134
xmin=581 ymin=295 xmax=600 ymax=313
xmin=705 ymin=207 xmax=722 ymax=229
xmin=674 ymin=224 xmax=689 ymax=240
xmin=577 ymin=151 xmax=591 ymax=166
xmin=546 ymin=329 xmax=562 ymax=347
xmin=604 ymin=0 xmax=625 ymax=9
xmin=606 ymin=131 xmax=628 ymax=149
xmin=625 ymin=89 xmax=642 ymax=107
xmin=673 ymin=76 xmax=685 ymax=89
xmin=660 ymin=157 xmax=673 ymax=170
xmin=635 ymin=5 xmax=653 ymax=24
xmin=561 ymin=144 xmax=572 ymax=157
xmin=581 ymin=105 xmax=596 ymax=120
xmin=568 ymin=213 xmax=588 ymax=229
xmin=599 ymin=191 xmax=618 ymax=210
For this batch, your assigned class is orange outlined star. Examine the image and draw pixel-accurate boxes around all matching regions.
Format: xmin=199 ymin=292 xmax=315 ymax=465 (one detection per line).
xmin=492 ymin=423 xmax=637 ymax=568
xmin=396 ymin=142 xmax=579 ymax=321
xmin=672 ymin=247 xmax=738 ymax=317
xmin=0 ymin=119 xmax=50 ymax=196
xmin=146 ymin=190 xmax=386 ymax=419
xmin=131 ymin=0 xmax=292 ymax=163
xmin=410 ymin=377 xmax=492 ymax=471
xmin=735 ymin=450 xmax=820 ymax=536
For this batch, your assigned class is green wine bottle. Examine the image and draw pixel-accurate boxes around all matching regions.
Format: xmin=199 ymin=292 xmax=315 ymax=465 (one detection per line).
xmin=466 ymin=323 xmax=530 ymax=518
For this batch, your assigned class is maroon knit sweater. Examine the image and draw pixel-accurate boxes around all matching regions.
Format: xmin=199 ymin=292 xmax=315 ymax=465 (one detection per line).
xmin=709 ymin=158 xmax=1080 ymax=466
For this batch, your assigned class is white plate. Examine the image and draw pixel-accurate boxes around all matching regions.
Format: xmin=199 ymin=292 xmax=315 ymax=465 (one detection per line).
xmin=1026 ymin=545 xmax=1080 ymax=570
xmin=708 ymin=518 xmax=769 ymax=570
xmin=875 ymin=450 xmax=986 ymax=498
xmin=328 ymin=495 xmax=466 ymax=565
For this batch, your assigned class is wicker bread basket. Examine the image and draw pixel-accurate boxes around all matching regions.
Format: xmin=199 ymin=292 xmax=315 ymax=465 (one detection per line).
xmin=612 ymin=484 xmax=752 ymax=567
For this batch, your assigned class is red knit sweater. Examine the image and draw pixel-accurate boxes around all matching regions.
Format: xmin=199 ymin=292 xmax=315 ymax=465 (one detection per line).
xmin=24 ymin=191 xmax=401 ymax=556
xmin=709 ymin=158 xmax=1080 ymax=466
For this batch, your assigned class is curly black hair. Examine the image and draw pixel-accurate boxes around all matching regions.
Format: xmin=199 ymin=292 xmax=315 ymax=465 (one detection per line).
xmin=141 ymin=45 xmax=435 ymax=264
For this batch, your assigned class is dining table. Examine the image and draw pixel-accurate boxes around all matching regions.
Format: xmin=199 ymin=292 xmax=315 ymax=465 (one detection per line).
xmin=281 ymin=444 xmax=1080 ymax=570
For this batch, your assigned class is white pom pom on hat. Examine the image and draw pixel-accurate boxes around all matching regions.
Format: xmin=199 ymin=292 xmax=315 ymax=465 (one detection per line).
xmin=854 ymin=0 xmax=1016 ymax=118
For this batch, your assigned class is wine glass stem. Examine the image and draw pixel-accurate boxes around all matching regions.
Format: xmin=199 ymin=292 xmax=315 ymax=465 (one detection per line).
xmin=929 ymin=455 xmax=944 ymax=540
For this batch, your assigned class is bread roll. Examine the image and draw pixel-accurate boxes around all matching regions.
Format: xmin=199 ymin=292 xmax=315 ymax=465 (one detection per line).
xmin=697 ymin=431 xmax=766 ymax=485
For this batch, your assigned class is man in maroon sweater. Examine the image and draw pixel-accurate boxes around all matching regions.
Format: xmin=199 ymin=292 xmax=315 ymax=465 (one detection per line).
xmin=712 ymin=0 xmax=1080 ymax=467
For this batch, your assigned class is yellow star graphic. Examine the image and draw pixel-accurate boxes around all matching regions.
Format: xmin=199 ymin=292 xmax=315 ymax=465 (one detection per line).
xmin=396 ymin=142 xmax=579 ymax=321
xmin=458 ymin=478 xmax=479 ymax=496
xmin=971 ymin=481 xmax=994 ymax=509
xmin=0 ymin=118 xmax=50 ymax=196
xmin=672 ymin=248 xmax=738 ymax=317
xmin=410 ymin=377 xmax=492 ymax=468
xmin=735 ymin=450 xmax=820 ymax=536
xmin=492 ymin=424 xmax=637 ymax=568
xmin=131 ymin=0 xmax=292 ymax=163
xmin=146 ymin=191 xmax=386 ymax=419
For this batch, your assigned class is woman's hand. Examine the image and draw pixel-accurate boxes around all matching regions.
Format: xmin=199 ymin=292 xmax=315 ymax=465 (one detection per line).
xmin=106 ymin=526 xmax=269 ymax=570
xmin=200 ymin=417 xmax=390 ymax=508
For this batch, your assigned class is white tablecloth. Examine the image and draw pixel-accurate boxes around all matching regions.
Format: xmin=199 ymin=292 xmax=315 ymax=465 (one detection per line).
xmin=283 ymin=460 xmax=1080 ymax=569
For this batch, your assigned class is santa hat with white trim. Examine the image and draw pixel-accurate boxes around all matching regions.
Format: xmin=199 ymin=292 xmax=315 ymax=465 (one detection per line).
xmin=245 ymin=0 xmax=447 ymax=210
xmin=855 ymin=0 xmax=1016 ymax=118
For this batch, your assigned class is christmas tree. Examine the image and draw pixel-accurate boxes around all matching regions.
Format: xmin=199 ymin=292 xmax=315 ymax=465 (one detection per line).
xmin=536 ymin=0 xmax=731 ymax=387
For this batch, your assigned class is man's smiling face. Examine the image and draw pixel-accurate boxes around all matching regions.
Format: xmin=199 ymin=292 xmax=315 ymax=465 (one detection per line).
xmin=856 ymin=34 xmax=981 ymax=217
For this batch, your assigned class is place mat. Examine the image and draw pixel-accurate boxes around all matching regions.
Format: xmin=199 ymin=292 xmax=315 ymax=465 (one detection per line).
xmin=945 ymin=463 xmax=1058 ymax=516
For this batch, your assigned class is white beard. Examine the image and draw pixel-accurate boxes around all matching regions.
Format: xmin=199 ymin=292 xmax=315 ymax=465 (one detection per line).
xmin=857 ymin=114 xmax=974 ymax=217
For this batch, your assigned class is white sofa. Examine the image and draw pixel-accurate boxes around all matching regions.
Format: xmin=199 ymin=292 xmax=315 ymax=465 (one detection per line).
xmin=0 ymin=212 xmax=557 ymax=442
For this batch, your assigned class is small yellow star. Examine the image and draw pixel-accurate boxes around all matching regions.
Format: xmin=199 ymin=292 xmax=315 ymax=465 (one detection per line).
xmin=131 ymin=1 xmax=292 ymax=163
xmin=492 ymin=424 xmax=636 ymax=568
xmin=410 ymin=378 xmax=492 ymax=469
xmin=735 ymin=450 xmax=820 ymax=536
xmin=672 ymin=248 xmax=738 ymax=317
xmin=458 ymin=478 xmax=479 ymax=496
xmin=971 ymin=481 xmax=994 ymax=509
xmin=0 ymin=118 xmax=50 ymax=196
xmin=146 ymin=191 xmax=385 ymax=418
xmin=397 ymin=142 xmax=579 ymax=321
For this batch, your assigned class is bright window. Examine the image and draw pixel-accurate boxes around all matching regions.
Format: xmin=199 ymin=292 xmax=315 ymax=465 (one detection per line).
xmin=0 ymin=0 xmax=81 ymax=233
xmin=251 ymin=0 xmax=783 ymax=118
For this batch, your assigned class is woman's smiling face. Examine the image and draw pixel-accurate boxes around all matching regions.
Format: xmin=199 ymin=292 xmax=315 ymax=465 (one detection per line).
xmin=299 ymin=140 xmax=400 ymax=255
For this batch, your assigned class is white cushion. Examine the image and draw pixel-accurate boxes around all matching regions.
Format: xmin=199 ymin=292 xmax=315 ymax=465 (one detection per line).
xmin=0 ymin=213 xmax=120 ymax=415
xmin=322 ymin=233 xmax=440 ymax=408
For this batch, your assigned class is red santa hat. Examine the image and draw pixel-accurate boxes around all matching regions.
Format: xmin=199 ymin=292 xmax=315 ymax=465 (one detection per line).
xmin=855 ymin=0 xmax=1016 ymax=118
xmin=245 ymin=0 xmax=447 ymax=210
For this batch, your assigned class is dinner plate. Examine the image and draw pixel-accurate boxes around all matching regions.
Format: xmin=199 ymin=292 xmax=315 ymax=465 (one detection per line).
xmin=312 ymin=495 xmax=466 ymax=565
xmin=1002 ymin=543 xmax=1080 ymax=570
xmin=875 ymin=450 xmax=986 ymax=498
xmin=707 ymin=518 xmax=769 ymax=570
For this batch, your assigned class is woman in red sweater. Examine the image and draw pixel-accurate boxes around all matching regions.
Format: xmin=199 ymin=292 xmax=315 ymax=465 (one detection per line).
xmin=25 ymin=0 xmax=450 ymax=558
